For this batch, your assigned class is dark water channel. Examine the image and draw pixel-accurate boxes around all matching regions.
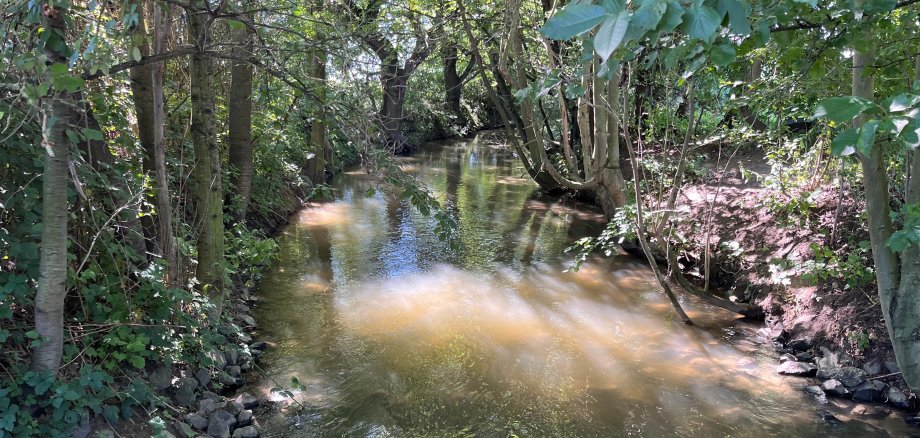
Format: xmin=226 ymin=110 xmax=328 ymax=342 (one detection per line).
xmin=251 ymin=133 xmax=913 ymax=437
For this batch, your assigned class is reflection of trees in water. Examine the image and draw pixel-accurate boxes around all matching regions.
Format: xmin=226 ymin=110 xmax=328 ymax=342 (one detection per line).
xmin=444 ymin=147 xmax=463 ymax=207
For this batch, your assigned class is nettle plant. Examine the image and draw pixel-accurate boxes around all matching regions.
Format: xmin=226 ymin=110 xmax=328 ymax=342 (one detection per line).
xmin=812 ymin=84 xmax=920 ymax=251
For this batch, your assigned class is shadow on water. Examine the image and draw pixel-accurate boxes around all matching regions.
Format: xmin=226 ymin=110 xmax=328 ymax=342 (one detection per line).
xmin=251 ymin=133 xmax=915 ymax=437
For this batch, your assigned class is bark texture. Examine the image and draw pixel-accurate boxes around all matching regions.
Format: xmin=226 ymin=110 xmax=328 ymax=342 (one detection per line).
xmin=306 ymin=47 xmax=328 ymax=185
xmin=189 ymin=1 xmax=226 ymax=319
xmin=441 ymin=43 xmax=475 ymax=127
xmin=32 ymin=6 xmax=74 ymax=374
xmin=853 ymin=30 xmax=920 ymax=391
xmin=228 ymin=10 xmax=255 ymax=216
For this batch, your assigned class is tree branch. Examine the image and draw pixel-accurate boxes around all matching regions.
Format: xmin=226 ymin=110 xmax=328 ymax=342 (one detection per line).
xmin=82 ymin=46 xmax=196 ymax=80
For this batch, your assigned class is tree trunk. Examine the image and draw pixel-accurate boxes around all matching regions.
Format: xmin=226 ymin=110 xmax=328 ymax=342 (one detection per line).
xmin=577 ymin=61 xmax=595 ymax=182
xmin=442 ymin=43 xmax=465 ymax=125
xmin=853 ymin=25 xmax=920 ymax=391
xmin=130 ymin=1 xmax=179 ymax=285
xmin=150 ymin=5 xmax=180 ymax=286
xmin=32 ymin=5 xmax=74 ymax=374
xmin=896 ymin=55 xmax=920 ymax=391
xmin=189 ymin=1 xmax=226 ymax=320
xmin=132 ymin=20 xmax=160 ymax=257
xmin=228 ymin=10 xmax=255 ymax=217
xmin=306 ymin=47 xmax=328 ymax=184
xmin=598 ymin=65 xmax=628 ymax=217
xmin=738 ymin=59 xmax=766 ymax=131
xmin=380 ymin=71 xmax=410 ymax=153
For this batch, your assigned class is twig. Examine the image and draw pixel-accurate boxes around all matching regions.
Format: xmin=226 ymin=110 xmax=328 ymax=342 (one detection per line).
xmin=868 ymin=371 xmax=901 ymax=381
xmin=74 ymin=190 xmax=145 ymax=277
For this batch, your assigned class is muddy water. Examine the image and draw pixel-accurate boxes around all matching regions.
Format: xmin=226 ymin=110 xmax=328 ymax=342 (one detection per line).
xmin=252 ymin=133 xmax=912 ymax=437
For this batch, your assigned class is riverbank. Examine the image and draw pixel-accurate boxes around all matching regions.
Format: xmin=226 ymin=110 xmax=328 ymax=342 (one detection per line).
xmin=660 ymin=139 xmax=918 ymax=419
xmin=74 ymin=182 xmax=313 ymax=437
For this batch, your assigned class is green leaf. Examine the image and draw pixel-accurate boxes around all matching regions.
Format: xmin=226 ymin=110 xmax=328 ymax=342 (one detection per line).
xmin=129 ymin=355 xmax=145 ymax=369
xmin=542 ymin=4 xmax=606 ymax=40
xmin=103 ymin=405 xmax=120 ymax=424
xmin=598 ymin=0 xmax=625 ymax=15
xmin=82 ymin=128 xmax=105 ymax=141
xmin=66 ymin=129 xmax=80 ymax=145
xmin=626 ymin=0 xmax=667 ymax=41
xmin=594 ymin=12 xmax=631 ymax=62
xmin=49 ymin=63 xmax=84 ymax=92
xmin=132 ymin=47 xmax=142 ymax=62
xmin=899 ymin=118 xmax=920 ymax=150
xmin=720 ymin=0 xmax=751 ymax=35
xmin=710 ymin=43 xmax=736 ymax=66
xmin=681 ymin=6 xmax=721 ymax=41
xmin=657 ymin=0 xmax=685 ymax=33
xmin=792 ymin=0 xmax=818 ymax=7
xmin=884 ymin=94 xmax=920 ymax=113
xmin=887 ymin=231 xmax=912 ymax=252
xmin=812 ymin=96 xmax=875 ymax=122
xmin=855 ymin=120 xmax=879 ymax=156
xmin=878 ymin=116 xmax=908 ymax=135
xmin=864 ymin=0 xmax=897 ymax=13
xmin=830 ymin=128 xmax=858 ymax=156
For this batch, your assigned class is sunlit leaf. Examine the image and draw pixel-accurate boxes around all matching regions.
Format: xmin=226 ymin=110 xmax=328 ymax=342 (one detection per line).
xmin=594 ymin=12 xmax=631 ymax=62
xmin=899 ymin=118 xmax=920 ymax=150
xmin=884 ymin=94 xmax=920 ymax=113
xmin=541 ymin=4 xmax=606 ymax=40
xmin=812 ymin=96 xmax=875 ymax=122
xmin=830 ymin=128 xmax=858 ymax=156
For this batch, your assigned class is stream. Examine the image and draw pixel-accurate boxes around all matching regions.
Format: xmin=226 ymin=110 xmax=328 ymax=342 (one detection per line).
xmin=250 ymin=132 xmax=913 ymax=437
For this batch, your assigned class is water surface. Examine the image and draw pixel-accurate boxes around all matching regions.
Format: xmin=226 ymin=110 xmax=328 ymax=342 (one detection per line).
xmin=252 ymin=133 xmax=912 ymax=437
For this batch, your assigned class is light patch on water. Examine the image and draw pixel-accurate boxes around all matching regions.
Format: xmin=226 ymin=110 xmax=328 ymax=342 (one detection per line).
xmin=297 ymin=202 xmax=353 ymax=228
xmin=495 ymin=175 xmax=533 ymax=186
xmin=333 ymin=262 xmax=783 ymax=411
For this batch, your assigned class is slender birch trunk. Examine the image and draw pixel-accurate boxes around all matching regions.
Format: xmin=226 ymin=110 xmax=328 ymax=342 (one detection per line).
xmin=32 ymin=4 xmax=74 ymax=373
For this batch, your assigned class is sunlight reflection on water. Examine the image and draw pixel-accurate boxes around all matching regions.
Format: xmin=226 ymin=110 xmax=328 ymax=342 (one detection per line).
xmin=251 ymin=133 xmax=913 ymax=438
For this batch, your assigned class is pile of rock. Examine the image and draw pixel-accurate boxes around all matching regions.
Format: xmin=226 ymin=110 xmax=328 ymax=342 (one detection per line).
xmin=760 ymin=325 xmax=913 ymax=412
xmin=172 ymin=392 xmax=261 ymax=438
xmin=149 ymin=286 xmax=270 ymax=438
